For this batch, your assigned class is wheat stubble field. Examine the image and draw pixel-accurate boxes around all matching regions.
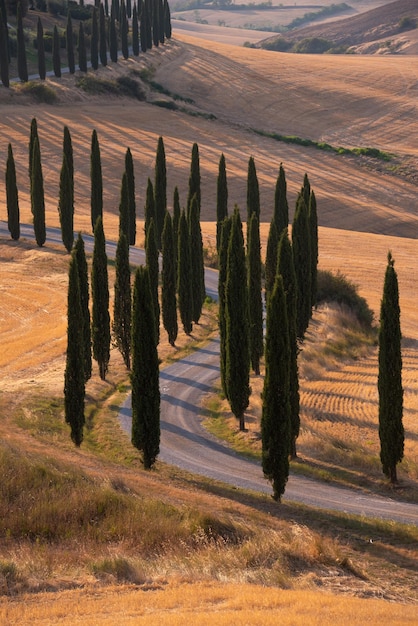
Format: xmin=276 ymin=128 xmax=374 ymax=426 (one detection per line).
xmin=1 ymin=10 xmax=418 ymax=622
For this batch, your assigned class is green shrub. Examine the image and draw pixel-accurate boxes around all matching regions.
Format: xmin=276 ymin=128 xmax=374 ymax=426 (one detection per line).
xmin=399 ymin=16 xmax=416 ymax=30
xmin=47 ymin=0 xmax=67 ymax=16
xmin=116 ymin=76 xmax=146 ymax=100
xmin=20 ymin=82 xmax=58 ymax=104
xmin=316 ymin=270 xmax=374 ymax=329
xmin=68 ymin=0 xmax=93 ymax=20
xmin=261 ymin=37 xmax=291 ymax=52
xmin=293 ymin=37 xmax=332 ymax=54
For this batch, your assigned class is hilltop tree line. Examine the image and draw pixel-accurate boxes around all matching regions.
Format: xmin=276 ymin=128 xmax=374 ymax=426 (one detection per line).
xmin=3 ymin=119 xmax=404 ymax=491
xmin=0 ymin=0 xmax=172 ymax=87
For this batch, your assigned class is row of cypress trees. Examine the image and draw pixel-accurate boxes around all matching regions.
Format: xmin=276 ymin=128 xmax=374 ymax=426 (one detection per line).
xmin=0 ymin=0 xmax=172 ymax=87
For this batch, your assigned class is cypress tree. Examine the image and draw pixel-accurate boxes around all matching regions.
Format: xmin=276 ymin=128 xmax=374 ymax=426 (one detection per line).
xmin=29 ymin=117 xmax=38 ymax=183
xmin=161 ymin=211 xmax=178 ymax=346
xmin=218 ymin=216 xmax=232 ymax=398
xmin=177 ymin=209 xmax=193 ymax=335
xmin=91 ymin=216 xmax=110 ymax=380
xmin=0 ymin=13 xmax=9 ymax=88
xmin=158 ymin=0 xmax=164 ymax=44
xmin=17 ymin=2 xmax=28 ymax=82
xmin=0 ymin=0 xmax=9 ymax=64
xmin=216 ymin=152 xmax=228 ymax=253
xmin=225 ymin=207 xmax=250 ymax=431
xmin=109 ymin=9 xmax=118 ymax=62
xmin=292 ymin=193 xmax=311 ymax=339
xmin=302 ymin=172 xmax=311 ymax=208
xmin=131 ymin=265 xmax=160 ymax=469
xmin=188 ymin=193 xmax=205 ymax=324
xmin=164 ymin=0 xmax=171 ymax=39
xmin=264 ymin=218 xmax=279 ymax=302
xmin=119 ymin=170 xmax=130 ymax=243
xmin=58 ymin=155 xmax=74 ymax=252
xmin=63 ymin=125 xmax=74 ymax=210
xmin=91 ymin=5 xmax=99 ymax=69
xmin=6 ymin=143 xmax=19 ymax=240
xmin=36 ymin=16 xmax=46 ymax=80
xmin=90 ymin=129 xmax=103 ymax=232
xmin=247 ymin=212 xmax=263 ymax=375
xmin=74 ymin=233 xmax=92 ymax=382
xmin=246 ymin=155 xmax=260 ymax=225
xmin=125 ymin=147 xmax=136 ymax=245
xmin=261 ymin=274 xmax=291 ymax=501
xmin=309 ymin=190 xmax=318 ymax=308
xmin=78 ymin=20 xmax=87 ymax=72
xmin=187 ymin=142 xmax=201 ymax=219
xmin=146 ymin=217 xmax=160 ymax=343
xmin=66 ymin=12 xmax=75 ymax=74
xmin=172 ymin=185 xmax=180 ymax=273
xmin=64 ymin=252 xmax=85 ymax=447
xmin=31 ymin=136 xmax=46 ymax=247
xmin=139 ymin=0 xmax=147 ymax=52
xmin=132 ymin=2 xmax=139 ymax=55
xmin=52 ymin=25 xmax=61 ymax=77
xmin=144 ymin=177 xmax=155 ymax=242
xmin=378 ymin=252 xmax=404 ymax=484
xmin=126 ymin=0 xmax=132 ymax=18
xmin=113 ymin=231 xmax=131 ymax=369
xmin=152 ymin=0 xmax=159 ymax=47
xmin=154 ymin=136 xmax=167 ymax=250
xmin=273 ymin=163 xmax=288 ymax=234
xmin=120 ymin=0 xmax=129 ymax=59
xmin=277 ymin=228 xmax=299 ymax=459
xmin=99 ymin=3 xmax=107 ymax=66
xmin=105 ymin=0 xmax=109 ymax=16
xmin=145 ymin=0 xmax=152 ymax=48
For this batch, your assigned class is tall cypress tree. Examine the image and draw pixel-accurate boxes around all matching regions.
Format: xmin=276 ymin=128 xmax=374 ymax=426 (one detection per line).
xmin=247 ymin=212 xmax=263 ymax=375
xmin=163 ymin=0 xmax=171 ymax=39
xmin=91 ymin=5 xmax=99 ymax=69
xmin=113 ymin=232 xmax=131 ymax=370
xmin=58 ymin=155 xmax=74 ymax=252
xmin=144 ymin=177 xmax=155 ymax=242
xmin=52 ymin=25 xmax=61 ymax=77
xmin=309 ymin=190 xmax=318 ymax=308
xmin=66 ymin=12 xmax=75 ymax=74
xmin=31 ymin=136 xmax=46 ymax=247
xmin=29 ymin=117 xmax=38 ymax=184
xmin=225 ymin=207 xmax=250 ymax=431
xmin=277 ymin=228 xmax=299 ymax=459
xmin=246 ymin=155 xmax=260 ymax=225
xmin=154 ymin=136 xmax=167 ymax=250
xmin=172 ymin=185 xmax=180 ymax=273
xmin=273 ymin=163 xmax=288 ymax=235
xmin=64 ymin=252 xmax=85 ymax=447
xmin=125 ymin=148 xmax=136 ymax=245
xmin=74 ymin=233 xmax=92 ymax=382
xmin=292 ymin=193 xmax=311 ymax=339
xmin=152 ymin=0 xmax=159 ymax=47
xmin=78 ymin=20 xmax=87 ymax=72
xmin=177 ymin=209 xmax=193 ymax=335
xmin=99 ymin=2 xmax=107 ymax=66
xmin=187 ymin=142 xmax=201 ymax=218
xmin=145 ymin=0 xmax=153 ymax=48
xmin=261 ymin=274 xmax=291 ymax=501
xmin=158 ymin=0 xmax=164 ymax=44
xmin=216 ymin=152 xmax=228 ymax=253
xmin=132 ymin=2 xmax=139 ymax=55
xmin=36 ymin=16 xmax=46 ymax=80
xmin=139 ymin=0 xmax=147 ymax=52
xmin=91 ymin=216 xmax=110 ymax=380
xmin=17 ymin=2 xmax=28 ymax=82
xmin=131 ymin=266 xmax=160 ymax=469
xmin=90 ymin=129 xmax=103 ymax=232
xmin=109 ymin=8 xmax=118 ymax=62
xmin=264 ymin=218 xmax=279 ymax=302
xmin=188 ymin=194 xmax=205 ymax=324
xmin=0 ymin=13 xmax=9 ymax=88
xmin=378 ymin=252 xmax=404 ymax=484
xmin=119 ymin=170 xmax=130 ymax=243
xmin=126 ymin=0 xmax=132 ymax=18
xmin=218 ymin=216 xmax=232 ymax=398
xmin=63 ymin=125 xmax=74 ymax=211
xmin=161 ymin=211 xmax=178 ymax=346
xmin=302 ymin=172 xmax=311 ymax=208
xmin=6 ymin=143 xmax=19 ymax=240
xmin=146 ymin=218 xmax=160 ymax=343
xmin=120 ymin=0 xmax=129 ymax=59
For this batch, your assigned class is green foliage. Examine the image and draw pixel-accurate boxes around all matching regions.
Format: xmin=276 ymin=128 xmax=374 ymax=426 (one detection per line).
xmin=177 ymin=210 xmax=193 ymax=335
xmin=161 ymin=212 xmax=178 ymax=346
xmin=90 ymin=5 xmax=99 ymax=69
xmin=225 ymin=208 xmax=250 ymax=430
xmin=316 ymin=270 xmax=374 ymax=329
xmin=292 ymin=193 xmax=311 ymax=339
xmin=58 ymin=155 xmax=73 ymax=252
xmin=261 ymin=274 xmax=290 ymax=501
xmin=187 ymin=142 xmax=201 ymax=217
xmin=118 ymin=171 xmax=130 ymax=243
xmin=260 ymin=37 xmax=291 ymax=52
xmin=74 ymin=233 xmax=92 ymax=382
xmin=90 ymin=129 xmax=103 ymax=232
xmin=17 ymin=2 xmax=28 ymax=82
xmin=20 ymin=82 xmax=58 ymax=103
xmin=52 ymin=24 xmax=61 ymax=77
xmin=99 ymin=3 xmax=107 ymax=66
xmin=247 ymin=212 xmax=263 ymax=375
xmin=246 ymin=156 xmax=260 ymax=224
xmin=66 ymin=12 xmax=75 ymax=74
xmin=145 ymin=218 xmax=160 ymax=344
xmin=131 ymin=266 xmax=160 ymax=469
xmin=273 ymin=163 xmax=288 ymax=235
xmin=125 ymin=147 xmax=136 ymax=245
xmin=112 ymin=232 xmax=131 ymax=370
xmin=264 ymin=218 xmax=279 ymax=301
xmin=6 ymin=144 xmax=20 ymax=241
xmin=91 ymin=216 xmax=110 ymax=380
xmin=218 ymin=216 xmax=232 ymax=398
xmin=154 ymin=136 xmax=167 ymax=250
xmin=78 ymin=19 xmax=87 ymax=72
xmin=47 ymin=0 xmax=67 ymax=16
xmin=31 ymin=136 xmax=46 ymax=247
xmin=109 ymin=12 xmax=117 ymax=62
xmin=64 ymin=252 xmax=85 ymax=446
xmin=399 ymin=16 xmax=416 ymax=30
xmin=68 ymin=0 xmax=93 ymax=20
xmin=378 ymin=253 xmax=404 ymax=484
xmin=0 ymin=13 xmax=9 ymax=88
xmin=216 ymin=152 xmax=228 ymax=253
xmin=75 ymin=74 xmax=146 ymax=100
xmin=188 ymin=194 xmax=205 ymax=324
xmin=293 ymin=37 xmax=332 ymax=54
xmin=287 ymin=3 xmax=349 ymax=30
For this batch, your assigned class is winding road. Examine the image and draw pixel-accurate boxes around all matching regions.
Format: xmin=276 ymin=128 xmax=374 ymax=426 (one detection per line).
xmin=3 ymin=222 xmax=418 ymax=526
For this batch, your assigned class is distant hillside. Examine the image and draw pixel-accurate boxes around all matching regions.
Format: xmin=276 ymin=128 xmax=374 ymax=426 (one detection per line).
xmin=260 ymin=0 xmax=418 ymax=52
